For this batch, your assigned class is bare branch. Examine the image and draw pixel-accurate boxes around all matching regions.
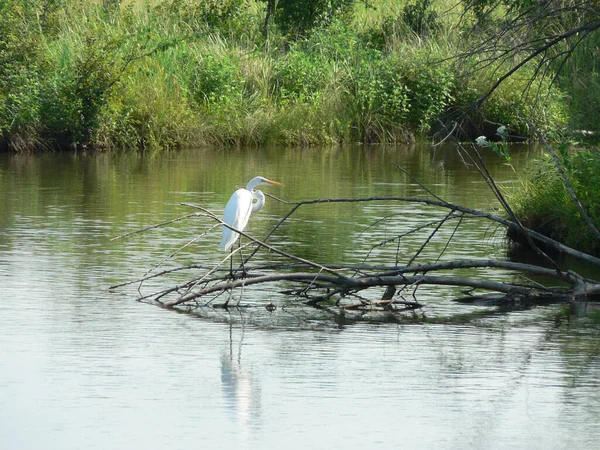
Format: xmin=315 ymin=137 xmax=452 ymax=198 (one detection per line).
xmin=110 ymin=212 xmax=201 ymax=241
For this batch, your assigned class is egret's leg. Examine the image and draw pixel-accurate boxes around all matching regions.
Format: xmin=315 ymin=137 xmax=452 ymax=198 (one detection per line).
xmin=239 ymin=253 xmax=247 ymax=275
xmin=235 ymin=237 xmax=247 ymax=276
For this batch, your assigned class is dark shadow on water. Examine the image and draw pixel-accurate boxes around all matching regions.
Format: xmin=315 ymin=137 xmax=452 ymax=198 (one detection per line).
xmin=506 ymin=238 xmax=600 ymax=282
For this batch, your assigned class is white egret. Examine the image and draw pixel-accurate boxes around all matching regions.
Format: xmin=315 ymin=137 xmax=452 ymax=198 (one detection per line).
xmin=219 ymin=176 xmax=283 ymax=251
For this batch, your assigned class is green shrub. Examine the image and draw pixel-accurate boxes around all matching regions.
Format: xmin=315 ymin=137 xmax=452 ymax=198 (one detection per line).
xmin=402 ymin=0 xmax=440 ymax=37
xmin=153 ymin=0 xmax=248 ymax=36
xmin=511 ymin=148 xmax=600 ymax=254
xmin=274 ymin=49 xmax=333 ymax=103
xmin=269 ymin=0 xmax=357 ymax=37
xmin=342 ymin=54 xmax=409 ymax=141
xmin=391 ymin=54 xmax=455 ymax=133
xmin=189 ymin=53 xmax=244 ymax=107
xmin=0 ymin=0 xmax=580 ymax=151
xmin=0 ymin=0 xmax=53 ymax=148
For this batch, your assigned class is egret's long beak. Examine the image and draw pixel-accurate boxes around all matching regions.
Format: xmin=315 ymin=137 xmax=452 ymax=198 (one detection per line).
xmin=266 ymin=179 xmax=284 ymax=187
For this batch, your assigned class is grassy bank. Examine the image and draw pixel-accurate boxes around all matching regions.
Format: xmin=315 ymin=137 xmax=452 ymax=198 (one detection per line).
xmin=510 ymin=147 xmax=600 ymax=256
xmin=0 ymin=0 xmax=576 ymax=151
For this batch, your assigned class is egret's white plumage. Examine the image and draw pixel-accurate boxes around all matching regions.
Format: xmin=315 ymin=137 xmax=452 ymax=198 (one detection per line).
xmin=219 ymin=176 xmax=283 ymax=251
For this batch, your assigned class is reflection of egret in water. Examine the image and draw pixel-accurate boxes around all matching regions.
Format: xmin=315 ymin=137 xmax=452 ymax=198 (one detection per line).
xmin=221 ymin=320 xmax=261 ymax=442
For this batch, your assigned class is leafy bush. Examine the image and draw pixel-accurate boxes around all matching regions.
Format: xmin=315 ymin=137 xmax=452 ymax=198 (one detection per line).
xmin=0 ymin=0 xmax=51 ymax=148
xmin=268 ymin=0 xmax=357 ymax=37
xmin=511 ymin=148 xmax=600 ymax=254
xmin=402 ymin=0 xmax=440 ymax=36
xmin=274 ymin=50 xmax=333 ymax=103
xmin=153 ymin=0 xmax=248 ymax=35
xmin=392 ymin=55 xmax=455 ymax=133
xmin=0 ymin=0 xmax=580 ymax=151
xmin=189 ymin=53 xmax=244 ymax=107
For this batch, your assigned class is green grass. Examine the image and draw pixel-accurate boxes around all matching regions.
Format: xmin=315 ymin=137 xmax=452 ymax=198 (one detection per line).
xmin=557 ymin=31 xmax=600 ymax=136
xmin=0 ymin=0 xmax=582 ymax=151
xmin=510 ymin=147 xmax=600 ymax=255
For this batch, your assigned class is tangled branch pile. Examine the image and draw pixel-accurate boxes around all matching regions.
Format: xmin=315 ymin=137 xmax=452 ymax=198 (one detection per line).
xmin=111 ymin=144 xmax=600 ymax=314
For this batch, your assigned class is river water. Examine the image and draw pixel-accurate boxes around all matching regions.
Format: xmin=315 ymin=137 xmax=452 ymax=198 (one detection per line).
xmin=1 ymin=145 xmax=599 ymax=449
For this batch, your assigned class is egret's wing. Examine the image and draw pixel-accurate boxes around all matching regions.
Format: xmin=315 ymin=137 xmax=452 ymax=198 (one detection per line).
xmin=219 ymin=189 xmax=253 ymax=251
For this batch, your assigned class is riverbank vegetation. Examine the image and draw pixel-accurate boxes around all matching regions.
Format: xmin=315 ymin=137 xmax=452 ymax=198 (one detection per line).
xmin=510 ymin=146 xmax=600 ymax=255
xmin=2 ymin=0 xmax=596 ymax=151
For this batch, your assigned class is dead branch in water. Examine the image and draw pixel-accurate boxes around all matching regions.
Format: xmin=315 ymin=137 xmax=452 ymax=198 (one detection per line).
xmin=110 ymin=184 xmax=600 ymax=313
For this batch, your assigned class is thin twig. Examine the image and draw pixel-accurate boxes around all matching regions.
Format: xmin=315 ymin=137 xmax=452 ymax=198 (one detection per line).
xmin=110 ymin=212 xmax=201 ymax=241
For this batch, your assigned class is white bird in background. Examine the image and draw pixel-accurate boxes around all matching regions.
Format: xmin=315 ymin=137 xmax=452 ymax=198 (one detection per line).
xmin=219 ymin=176 xmax=283 ymax=251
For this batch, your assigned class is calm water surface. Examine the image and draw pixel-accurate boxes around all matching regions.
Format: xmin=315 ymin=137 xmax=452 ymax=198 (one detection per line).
xmin=1 ymin=145 xmax=599 ymax=449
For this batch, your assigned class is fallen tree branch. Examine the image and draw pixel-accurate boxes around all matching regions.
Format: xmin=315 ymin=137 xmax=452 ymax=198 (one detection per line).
xmin=163 ymin=270 xmax=574 ymax=309
xmin=262 ymin=196 xmax=600 ymax=267
xmin=159 ymin=256 xmax=583 ymax=308
xmin=112 ymin=158 xmax=600 ymax=315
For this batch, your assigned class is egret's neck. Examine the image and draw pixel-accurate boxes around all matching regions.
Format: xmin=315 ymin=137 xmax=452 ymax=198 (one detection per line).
xmin=252 ymin=190 xmax=265 ymax=213
xmin=246 ymin=176 xmax=264 ymax=191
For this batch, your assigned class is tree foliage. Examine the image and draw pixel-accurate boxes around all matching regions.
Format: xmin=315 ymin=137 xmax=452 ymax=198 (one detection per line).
xmin=458 ymin=0 xmax=600 ymax=112
xmin=262 ymin=0 xmax=358 ymax=37
xmin=1 ymin=0 xmax=597 ymax=150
